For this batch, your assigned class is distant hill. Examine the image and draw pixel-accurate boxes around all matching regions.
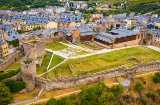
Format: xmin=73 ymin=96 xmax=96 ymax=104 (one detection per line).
xmin=0 ymin=0 xmax=62 ymax=11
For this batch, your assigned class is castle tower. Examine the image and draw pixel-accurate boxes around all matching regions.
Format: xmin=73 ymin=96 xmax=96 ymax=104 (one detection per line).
xmin=22 ymin=39 xmax=46 ymax=58
xmin=21 ymin=53 xmax=36 ymax=92
xmin=21 ymin=39 xmax=46 ymax=92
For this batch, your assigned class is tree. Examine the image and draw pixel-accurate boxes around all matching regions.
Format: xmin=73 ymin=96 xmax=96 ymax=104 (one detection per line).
xmin=155 ymin=26 xmax=159 ymax=29
xmin=153 ymin=72 xmax=160 ymax=83
xmin=3 ymin=79 xmax=26 ymax=93
xmin=7 ymin=39 xmax=19 ymax=47
xmin=110 ymin=25 xmax=113 ymax=30
xmin=47 ymin=97 xmax=57 ymax=105
xmin=98 ymin=92 xmax=115 ymax=104
xmin=0 ymin=82 xmax=13 ymax=105
xmin=111 ymin=84 xmax=124 ymax=93
xmin=134 ymin=82 xmax=144 ymax=91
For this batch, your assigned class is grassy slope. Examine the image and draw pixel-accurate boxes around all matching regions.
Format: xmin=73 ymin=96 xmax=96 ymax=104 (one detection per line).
xmin=128 ymin=0 xmax=159 ymax=5
xmin=36 ymin=52 xmax=64 ymax=75
xmin=45 ymin=41 xmax=68 ymax=51
xmin=5 ymin=58 xmax=22 ymax=71
xmin=47 ymin=46 xmax=160 ymax=79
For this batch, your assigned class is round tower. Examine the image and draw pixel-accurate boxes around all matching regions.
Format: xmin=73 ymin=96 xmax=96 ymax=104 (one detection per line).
xmin=21 ymin=57 xmax=36 ymax=92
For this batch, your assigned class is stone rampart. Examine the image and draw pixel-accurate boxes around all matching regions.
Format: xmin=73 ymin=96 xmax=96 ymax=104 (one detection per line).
xmin=35 ymin=61 xmax=160 ymax=91
xmin=0 ymin=51 xmax=22 ymax=71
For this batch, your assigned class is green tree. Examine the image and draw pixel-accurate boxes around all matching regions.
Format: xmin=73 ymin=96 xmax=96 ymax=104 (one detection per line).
xmin=3 ymin=79 xmax=26 ymax=93
xmin=111 ymin=84 xmax=124 ymax=93
xmin=7 ymin=39 xmax=19 ymax=47
xmin=153 ymin=72 xmax=160 ymax=83
xmin=134 ymin=82 xmax=144 ymax=91
xmin=0 ymin=82 xmax=13 ymax=105
xmin=47 ymin=97 xmax=57 ymax=105
xmin=98 ymin=92 xmax=115 ymax=104
xmin=110 ymin=25 xmax=113 ymax=30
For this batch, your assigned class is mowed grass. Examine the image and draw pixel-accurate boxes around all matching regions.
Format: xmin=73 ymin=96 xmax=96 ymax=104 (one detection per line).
xmin=47 ymin=46 xmax=160 ymax=79
xmin=36 ymin=52 xmax=65 ymax=75
xmin=45 ymin=41 xmax=68 ymax=51
xmin=5 ymin=58 xmax=22 ymax=71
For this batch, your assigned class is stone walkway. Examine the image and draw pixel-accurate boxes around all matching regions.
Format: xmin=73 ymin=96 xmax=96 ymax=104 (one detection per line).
xmin=145 ymin=45 xmax=160 ymax=52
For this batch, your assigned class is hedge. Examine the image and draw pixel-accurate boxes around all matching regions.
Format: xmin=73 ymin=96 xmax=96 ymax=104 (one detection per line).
xmin=0 ymin=69 xmax=21 ymax=81
xmin=3 ymin=79 xmax=26 ymax=93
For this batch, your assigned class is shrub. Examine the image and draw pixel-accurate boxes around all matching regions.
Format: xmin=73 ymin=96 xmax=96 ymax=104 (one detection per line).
xmin=47 ymin=97 xmax=57 ymax=105
xmin=80 ymin=82 xmax=106 ymax=105
xmin=134 ymin=82 xmax=144 ymax=91
xmin=122 ymin=95 xmax=133 ymax=103
xmin=146 ymin=93 xmax=156 ymax=102
xmin=153 ymin=72 xmax=160 ymax=83
xmin=98 ymin=92 xmax=115 ymax=104
xmin=3 ymin=79 xmax=26 ymax=93
xmin=157 ymin=89 xmax=160 ymax=96
xmin=111 ymin=84 xmax=124 ymax=93
xmin=0 ymin=69 xmax=20 ymax=81
xmin=0 ymin=82 xmax=13 ymax=105
xmin=142 ymin=100 xmax=148 ymax=105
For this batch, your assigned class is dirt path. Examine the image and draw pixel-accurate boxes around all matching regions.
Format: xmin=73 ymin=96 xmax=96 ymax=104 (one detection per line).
xmin=26 ymin=71 xmax=159 ymax=105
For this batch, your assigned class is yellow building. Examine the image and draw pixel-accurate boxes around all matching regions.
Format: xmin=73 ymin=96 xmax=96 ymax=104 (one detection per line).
xmin=22 ymin=24 xmax=43 ymax=31
xmin=0 ymin=40 xmax=9 ymax=57
xmin=58 ymin=21 xmax=76 ymax=28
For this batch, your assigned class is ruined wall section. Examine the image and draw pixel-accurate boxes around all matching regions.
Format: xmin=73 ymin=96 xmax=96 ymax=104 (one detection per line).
xmin=35 ymin=41 xmax=46 ymax=58
xmin=35 ymin=61 xmax=160 ymax=91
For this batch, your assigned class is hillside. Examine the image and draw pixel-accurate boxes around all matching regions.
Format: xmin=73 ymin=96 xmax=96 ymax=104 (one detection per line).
xmin=0 ymin=0 xmax=62 ymax=11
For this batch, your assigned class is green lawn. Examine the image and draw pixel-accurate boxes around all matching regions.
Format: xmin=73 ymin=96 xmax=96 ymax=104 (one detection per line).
xmin=46 ymin=46 xmax=160 ymax=79
xmin=45 ymin=41 xmax=68 ymax=51
xmin=37 ymin=52 xmax=65 ymax=75
xmin=5 ymin=58 xmax=22 ymax=71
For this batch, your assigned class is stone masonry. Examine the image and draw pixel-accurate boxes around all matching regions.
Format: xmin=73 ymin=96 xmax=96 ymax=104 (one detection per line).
xmin=35 ymin=61 xmax=160 ymax=91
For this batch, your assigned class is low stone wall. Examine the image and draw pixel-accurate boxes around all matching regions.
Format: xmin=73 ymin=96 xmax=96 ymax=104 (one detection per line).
xmin=35 ymin=61 xmax=160 ymax=91
xmin=0 ymin=51 xmax=23 ymax=71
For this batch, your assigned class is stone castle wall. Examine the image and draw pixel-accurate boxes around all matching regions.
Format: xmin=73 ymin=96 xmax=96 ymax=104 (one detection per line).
xmin=35 ymin=41 xmax=46 ymax=58
xmin=22 ymin=40 xmax=46 ymax=58
xmin=0 ymin=51 xmax=22 ymax=71
xmin=35 ymin=61 xmax=160 ymax=91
